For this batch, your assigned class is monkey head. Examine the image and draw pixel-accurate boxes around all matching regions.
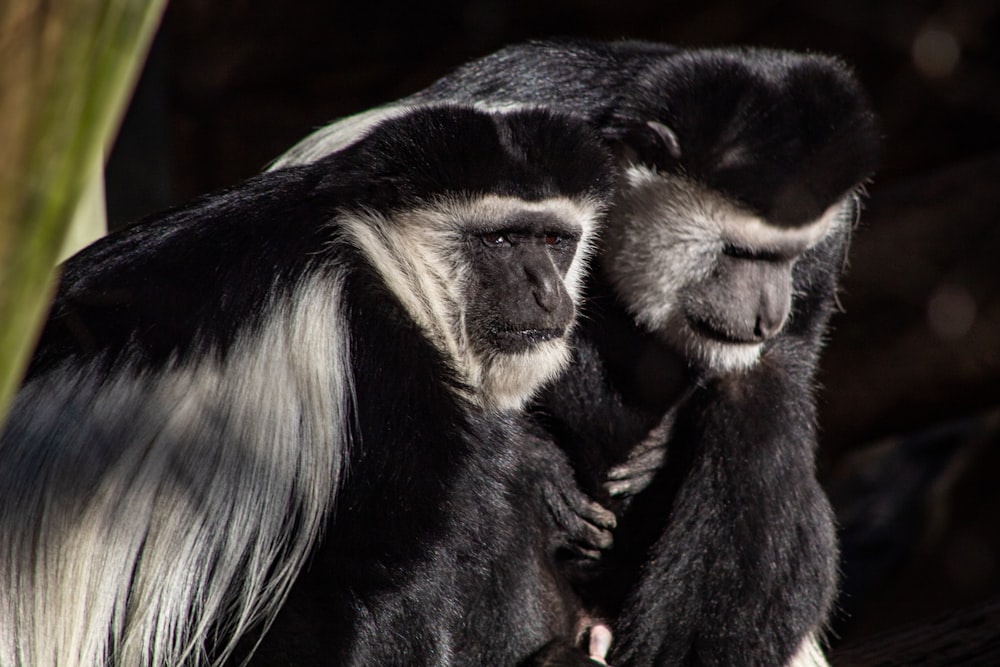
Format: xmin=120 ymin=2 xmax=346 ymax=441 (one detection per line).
xmin=600 ymin=48 xmax=880 ymax=374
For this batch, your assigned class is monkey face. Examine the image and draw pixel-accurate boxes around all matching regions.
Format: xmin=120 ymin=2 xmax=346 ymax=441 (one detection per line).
xmin=454 ymin=196 xmax=604 ymax=411
xmin=465 ymin=212 xmax=581 ymax=355
xmin=602 ymin=166 xmax=851 ymax=374
xmin=343 ymin=194 xmax=605 ymax=411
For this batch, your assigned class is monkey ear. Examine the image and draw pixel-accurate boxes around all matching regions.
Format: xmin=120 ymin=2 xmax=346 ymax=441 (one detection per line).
xmin=603 ymin=120 xmax=682 ymax=172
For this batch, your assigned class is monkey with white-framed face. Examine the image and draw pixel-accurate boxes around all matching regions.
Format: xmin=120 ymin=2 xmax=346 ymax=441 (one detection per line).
xmin=276 ymin=40 xmax=881 ymax=667
xmin=0 ymin=105 xmax=620 ymax=666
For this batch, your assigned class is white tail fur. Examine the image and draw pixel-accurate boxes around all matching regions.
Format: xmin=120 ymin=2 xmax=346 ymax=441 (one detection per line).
xmin=0 ymin=273 xmax=350 ymax=666
xmin=786 ymin=632 xmax=831 ymax=667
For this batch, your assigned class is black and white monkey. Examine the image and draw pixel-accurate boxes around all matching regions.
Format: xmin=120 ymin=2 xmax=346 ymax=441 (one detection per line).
xmin=276 ymin=40 xmax=882 ymax=666
xmin=0 ymin=106 xmax=619 ymax=665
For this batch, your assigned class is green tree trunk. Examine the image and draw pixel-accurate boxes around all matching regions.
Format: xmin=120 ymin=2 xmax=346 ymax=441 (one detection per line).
xmin=0 ymin=0 xmax=166 ymax=425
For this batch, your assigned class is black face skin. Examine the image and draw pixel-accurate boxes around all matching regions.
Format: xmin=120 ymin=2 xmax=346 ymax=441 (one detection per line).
xmin=465 ymin=212 xmax=582 ymax=355
xmin=684 ymin=248 xmax=797 ymax=345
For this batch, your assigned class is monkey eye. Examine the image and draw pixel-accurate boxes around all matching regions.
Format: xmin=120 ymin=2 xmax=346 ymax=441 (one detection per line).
xmin=722 ymin=244 xmax=757 ymax=260
xmin=722 ymin=244 xmax=788 ymax=263
xmin=481 ymin=232 xmax=511 ymax=246
xmin=544 ymin=234 xmax=563 ymax=246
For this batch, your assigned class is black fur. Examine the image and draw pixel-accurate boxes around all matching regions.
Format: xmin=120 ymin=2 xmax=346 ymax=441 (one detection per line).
xmin=305 ymin=40 xmax=880 ymax=665
xmin=413 ymin=40 xmax=878 ymax=226
xmin=2 ymin=106 xmax=616 ymax=666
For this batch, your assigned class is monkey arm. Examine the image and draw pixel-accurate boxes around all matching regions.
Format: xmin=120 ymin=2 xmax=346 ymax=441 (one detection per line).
xmin=609 ymin=347 xmax=837 ymax=667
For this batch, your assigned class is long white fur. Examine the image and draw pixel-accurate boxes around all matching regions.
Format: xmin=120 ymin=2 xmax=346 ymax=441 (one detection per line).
xmin=604 ymin=164 xmax=853 ymax=373
xmin=270 ymin=101 xmax=537 ymax=173
xmin=271 ymin=105 xmax=412 ymax=169
xmin=340 ymin=193 xmax=604 ymax=411
xmin=786 ymin=632 xmax=831 ymax=667
xmin=0 ymin=272 xmax=350 ymax=667
xmin=0 ymin=118 xmax=604 ymax=664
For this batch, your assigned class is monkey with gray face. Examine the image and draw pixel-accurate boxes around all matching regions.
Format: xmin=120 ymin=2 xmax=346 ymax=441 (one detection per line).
xmin=0 ymin=106 xmax=617 ymax=666
xmin=277 ymin=40 xmax=881 ymax=667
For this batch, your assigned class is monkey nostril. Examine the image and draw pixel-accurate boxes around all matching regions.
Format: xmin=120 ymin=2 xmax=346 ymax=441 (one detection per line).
xmin=753 ymin=317 xmax=767 ymax=340
xmin=755 ymin=288 xmax=792 ymax=340
xmin=753 ymin=312 xmax=784 ymax=340
xmin=531 ymin=277 xmax=561 ymax=313
xmin=534 ymin=289 xmax=556 ymax=312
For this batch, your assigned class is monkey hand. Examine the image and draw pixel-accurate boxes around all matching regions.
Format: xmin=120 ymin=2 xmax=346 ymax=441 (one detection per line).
xmin=604 ymin=429 xmax=669 ymax=501
xmin=520 ymin=431 xmax=615 ymax=560
xmin=542 ymin=475 xmax=616 ymax=561
xmin=604 ymin=439 xmax=666 ymax=500
xmin=603 ymin=396 xmax=687 ymax=501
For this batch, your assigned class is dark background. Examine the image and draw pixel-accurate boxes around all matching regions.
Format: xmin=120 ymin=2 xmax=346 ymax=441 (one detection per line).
xmin=105 ymin=0 xmax=1000 ymax=652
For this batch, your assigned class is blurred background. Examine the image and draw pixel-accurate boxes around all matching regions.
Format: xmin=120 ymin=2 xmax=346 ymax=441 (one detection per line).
xmin=105 ymin=0 xmax=1000 ymax=655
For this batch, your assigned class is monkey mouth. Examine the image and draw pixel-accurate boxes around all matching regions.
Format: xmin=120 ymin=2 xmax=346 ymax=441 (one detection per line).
xmin=685 ymin=315 xmax=761 ymax=346
xmin=492 ymin=327 xmax=566 ymax=352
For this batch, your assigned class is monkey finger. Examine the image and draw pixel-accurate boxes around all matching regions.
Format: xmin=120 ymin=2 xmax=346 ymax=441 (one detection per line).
xmin=543 ymin=479 xmax=617 ymax=554
xmin=568 ymin=508 xmax=615 ymax=549
xmin=575 ymin=497 xmax=617 ymax=529
xmin=562 ymin=517 xmax=614 ymax=554
xmin=605 ymin=471 xmax=656 ymax=497
xmin=563 ymin=517 xmax=614 ymax=556
xmin=582 ymin=524 xmax=614 ymax=551
xmin=567 ymin=545 xmax=604 ymax=561
xmin=605 ymin=447 xmax=666 ymax=481
xmin=548 ymin=485 xmax=616 ymax=529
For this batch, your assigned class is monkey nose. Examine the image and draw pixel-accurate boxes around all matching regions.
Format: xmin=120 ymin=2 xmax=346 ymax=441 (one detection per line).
xmin=754 ymin=315 xmax=779 ymax=340
xmin=533 ymin=277 xmax=562 ymax=312
xmin=753 ymin=297 xmax=790 ymax=340
xmin=525 ymin=272 xmax=574 ymax=330
xmin=524 ymin=263 xmax=561 ymax=313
